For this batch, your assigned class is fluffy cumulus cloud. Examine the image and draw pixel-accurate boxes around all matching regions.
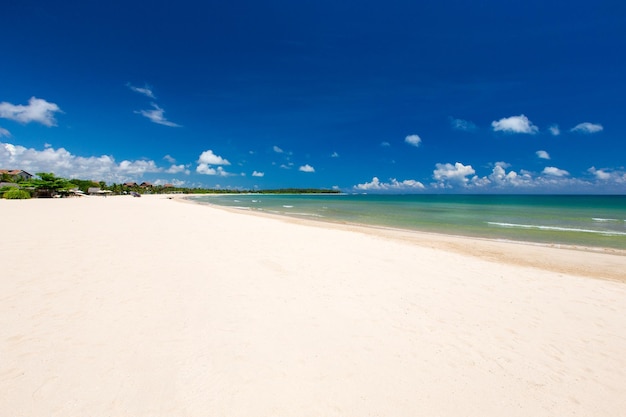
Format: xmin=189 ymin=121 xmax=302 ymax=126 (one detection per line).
xmin=252 ymin=171 xmax=264 ymax=177
xmin=491 ymin=114 xmax=538 ymax=134
xmin=354 ymin=177 xmax=425 ymax=191
xmin=127 ymin=83 xmax=156 ymax=99
xmin=433 ymin=162 xmax=476 ymax=186
xmin=165 ymin=164 xmax=190 ymax=174
xmin=118 ymin=159 xmax=160 ymax=174
xmin=353 ymin=161 xmax=626 ymax=193
xmin=198 ymin=150 xmax=230 ymax=166
xmin=196 ymin=165 xmax=229 ymax=176
xmin=404 ymin=134 xmax=422 ymax=147
xmin=134 ymin=103 xmax=180 ymax=127
xmin=536 ymin=150 xmax=550 ymax=160
xmin=570 ymin=122 xmax=603 ymax=134
xmin=0 ymin=141 xmax=162 ymax=182
xmin=273 ymin=145 xmax=284 ymax=153
xmin=0 ymin=97 xmax=62 ymax=127
xmin=485 ymin=163 xmax=586 ymax=190
xmin=542 ymin=166 xmax=569 ymax=177
xmin=588 ymin=167 xmax=611 ymax=180
xmin=443 ymin=162 xmax=589 ymax=191
xmin=588 ymin=167 xmax=626 ymax=183
xmin=196 ymin=150 xmax=231 ymax=176
xmin=449 ymin=117 xmax=477 ymax=131
xmin=485 ymin=162 xmax=532 ymax=188
xmin=299 ymin=164 xmax=315 ymax=173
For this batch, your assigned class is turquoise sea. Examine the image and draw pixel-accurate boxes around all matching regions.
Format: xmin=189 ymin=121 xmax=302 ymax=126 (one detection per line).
xmin=190 ymin=194 xmax=626 ymax=250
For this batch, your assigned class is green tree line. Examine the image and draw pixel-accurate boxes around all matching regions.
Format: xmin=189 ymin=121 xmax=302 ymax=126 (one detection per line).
xmin=2 ymin=172 xmax=341 ymax=199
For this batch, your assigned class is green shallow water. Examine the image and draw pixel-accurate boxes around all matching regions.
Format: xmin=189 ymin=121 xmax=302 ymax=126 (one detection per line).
xmin=190 ymin=194 xmax=626 ymax=250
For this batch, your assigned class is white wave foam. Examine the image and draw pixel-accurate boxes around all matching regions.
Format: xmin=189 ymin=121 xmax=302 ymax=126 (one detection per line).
xmin=292 ymin=212 xmax=324 ymax=218
xmin=282 ymin=205 xmax=294 ymax=208
xmin=592 ymin=218 xmax=619 ymax=222
xmin=486 ymin=222 xmax=626 ymax=236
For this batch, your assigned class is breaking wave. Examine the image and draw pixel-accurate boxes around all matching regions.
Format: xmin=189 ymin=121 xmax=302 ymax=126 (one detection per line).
xmin=486 ymin=222 xmax=626 ymax=236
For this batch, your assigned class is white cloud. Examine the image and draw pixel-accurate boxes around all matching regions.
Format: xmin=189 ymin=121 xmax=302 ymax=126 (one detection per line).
xmin=331 ymin=151 xmax=339 ymax=158
xmin=134 ymin=103 xmax=180 ymax=127
xmin=197 ymin=150 xmax=230 ymax=165
xmin=542 ymin=166 xmax=569 ymax=177
xmin=355 ymin=177 xmax=425 ymax=191
xmin=352 ymin=162 xmax=625 ymax=192
xmin=299 ymin=164 xmax=315 ymax=173
xmin=0 ymin=127 xmax=10 ymax=137
xmin=405 ymin=134 xmax=422 ymax=147
xmin=0 ymin=97 xmax=62 ymax=127
xmin=570 ymin=122 xmax=603 ymax=134
xmin=450 ymin=117 xmax=476 ymax=131
xmin=493 ymin=161 xmax=511 ymax=169
xmin=433 ymin=162 xmax=476 ymax=186
xmin=448 ymin=162 xmax=590 ymax=191
xmin=380 ymin=141 xmax=390 ymax=147
xmin=549 ymin=124 xmax=560 ymax=136
xmin=476 ymin=163 xmax=617 ymax=191
xmin=252 ymin=171 xmax=264 ymax=177
xmin=491 ymin=114 xmax=538 ymax=134
xmin=165 ymin=164 xmax=190 ymax=174
xmin=196 ymin=165 xmax=229 ymax=176
xmin=170 ymin=179 xmax=187 ymax=187
xmin=588 ymin=167 xmax=626 ymax=184
xmin=196 ymin=150 xmax=231 ymax=176
xmin=127 ymin=83 xmax=156 ymax=99
xmin=273 ymin=145 xmax=284 ymax=153
xmin=485 ymin=162 xmax=532 ymax=188
xmin=153 ymin=178 xmax=187 ymax=187
xmin=163 ymin=154 xmax=176 ymax=163
xmin=118 ymin=159 xmax=161 ymax=174
xmin=536 ymin=150 xmax=550 ymax=160
xmin=588 ymin=167 xmax=612 ymax=180
xmin=0 ymin=141 xmax=161 ymax=182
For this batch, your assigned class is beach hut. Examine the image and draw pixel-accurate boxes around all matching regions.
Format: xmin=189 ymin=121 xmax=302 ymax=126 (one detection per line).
xmin=0 ymin=169 xmax=33 ymax=182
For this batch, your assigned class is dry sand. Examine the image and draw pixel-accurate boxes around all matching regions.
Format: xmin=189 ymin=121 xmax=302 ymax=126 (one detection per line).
xmin=1 ymin=195 xmax=625 ymax=416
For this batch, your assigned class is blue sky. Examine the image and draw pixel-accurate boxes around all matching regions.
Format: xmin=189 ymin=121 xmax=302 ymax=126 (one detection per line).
xmin=1 ymin=0 xmax=625 ymax=193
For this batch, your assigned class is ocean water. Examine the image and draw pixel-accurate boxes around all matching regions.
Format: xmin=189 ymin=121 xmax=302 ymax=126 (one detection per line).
xmin=190 ymin=194 xmax=626 ymax=250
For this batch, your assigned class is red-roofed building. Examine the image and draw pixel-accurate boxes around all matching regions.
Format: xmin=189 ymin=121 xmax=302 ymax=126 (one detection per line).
xmin=0 ymin=169 xmax=33 ymax=181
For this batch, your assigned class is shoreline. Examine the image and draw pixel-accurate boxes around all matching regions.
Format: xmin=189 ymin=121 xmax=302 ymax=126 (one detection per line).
xmin=182 ymin=193 xmax=626 ymax=250
xmin=182 ymin=196 xmax=626 ymax=282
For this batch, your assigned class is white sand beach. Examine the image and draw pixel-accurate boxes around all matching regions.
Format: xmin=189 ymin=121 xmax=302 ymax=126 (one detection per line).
xmin=1 ymin=195 xmax=625 ymax=416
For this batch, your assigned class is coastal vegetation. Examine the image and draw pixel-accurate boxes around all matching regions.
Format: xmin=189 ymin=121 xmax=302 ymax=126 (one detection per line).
xmin=1 ymin=171 xmax=340 ymax=198
xmin=2 ymin=187 xmax=31 ymax=199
